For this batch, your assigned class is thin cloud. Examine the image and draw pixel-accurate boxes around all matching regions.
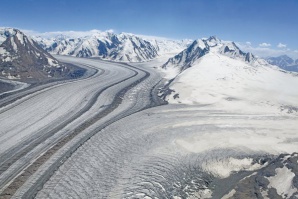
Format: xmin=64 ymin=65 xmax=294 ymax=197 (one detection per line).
xmin=238 ymin=41 xmax=252 ymax=48
xmin=245 ymin=41 xmax=252 ymax=46
xmin=236 ymin=42 xmax=298 ymax=59
xmin=277 ymin=43 xmax=287 ymax=48
xmin=21 ymin=29 xmax=107 ymax=39
xmin=259 ymin=43 xmax=271 ymax=47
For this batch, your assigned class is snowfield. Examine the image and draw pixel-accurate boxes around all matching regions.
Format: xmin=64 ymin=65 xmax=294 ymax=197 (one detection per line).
xmin=164 ymin=41 xmax=298 ymax=115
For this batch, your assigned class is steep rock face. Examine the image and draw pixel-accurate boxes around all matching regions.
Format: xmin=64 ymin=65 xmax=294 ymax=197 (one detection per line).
xmin=266 ymin=55 xmax=298 ymax=72
xmin=220 ymin=42 xmax=246 ymax=57
xmin=219 ymin=41 xmax=263 ymax=65
xmin=162 ymin=39 xmax=209 ymax=73
xmin=0 ymin=28 xmax=68 ymax=81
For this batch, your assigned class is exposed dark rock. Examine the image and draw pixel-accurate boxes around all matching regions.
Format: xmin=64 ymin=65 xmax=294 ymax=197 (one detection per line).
xmin=162 ymin=39 xmax=210 ymax=72
xmin=0 ymin=29 xmax=59 ymax=80
xmin=222 ymin=153 xmax=298 ymax=199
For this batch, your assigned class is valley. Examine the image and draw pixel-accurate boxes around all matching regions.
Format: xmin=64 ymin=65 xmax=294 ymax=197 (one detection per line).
xmin=0 ymin=55 xmax=165 ymax=198
xmin=0 ymin=28 xmax=297 ymax=199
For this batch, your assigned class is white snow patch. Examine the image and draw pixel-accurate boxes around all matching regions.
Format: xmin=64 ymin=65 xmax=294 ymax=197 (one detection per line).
xmin=260 ymin=189 xmax=270 ymax=199
xmin=0 ymin=47 xmax=7 ymax=54
xmin=10 ymin=37 xmax=18 ymax=52
xmin=222 ymin=189 xmax=236 ymax=199
xmin=3 ymin=57 xmax=12 ymax=62
xmin=196 ymin=39 xmax=207 ymax=49
xmin=193 ymin=188 xmax=212 ymax=198
xmin=16 ymin=32 xmax=24 ymax=45
xmin=173 ymin=196 xmax=182 ymax=199
xmin=47 ymin=57 xmax=59 ymax=67
xmin=7 ymin=73 xmax=20 ymax=79
xmin=163 ymin=66 xmax=180 ymax=79
xmin=201 ymin=157 xmax=263 ymax=178
xmin=175 ymin=127 xmax=298 ymax=155
xmin=267 ymin=166 xmax=297 ymax=198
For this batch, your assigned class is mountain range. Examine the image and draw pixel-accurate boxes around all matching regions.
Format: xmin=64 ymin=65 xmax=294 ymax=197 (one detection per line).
xmin=0 ymin=27 xmax=297 ymax=87
xmin=266 ymin=55 xmax=298 ymax=72
xmin=33 ymin=31 xmax=190 ymax=62
xmin=36 ymin=30 xmax=298 ymax=73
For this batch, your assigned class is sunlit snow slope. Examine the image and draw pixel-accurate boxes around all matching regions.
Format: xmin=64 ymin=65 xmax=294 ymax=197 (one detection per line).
xmin=163 ymin=37 xmax=298 ymax=114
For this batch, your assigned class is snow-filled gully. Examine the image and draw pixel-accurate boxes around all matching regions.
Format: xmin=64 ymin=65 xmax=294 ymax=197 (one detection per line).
xmin=0 ymin=56 xmax=164 ymax=198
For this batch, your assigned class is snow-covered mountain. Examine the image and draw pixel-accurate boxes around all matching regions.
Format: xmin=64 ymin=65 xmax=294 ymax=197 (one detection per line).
xmin=35 ymin=32 xmax=156 ymax=62
xmin=33 ymin=31 xmax=190 ymax=62
xmin=161 ymin=36 xmax=298 ymax=114
xmin=162 ymin=36 xmax=269 ymax=79
xmin=266 ymin=55 xmax=298 ymax=72
xmin=142 ymin=37 xmax=192 ymax=55
xmin=0 ymin=28 xmax=70 ymax=81
xmin=161 ymin=39 xmax=210 ymax=77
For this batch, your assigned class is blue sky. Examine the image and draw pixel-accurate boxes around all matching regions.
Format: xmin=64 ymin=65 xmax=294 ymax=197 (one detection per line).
xmin=1 ymin=0 xmax=298 ymax=58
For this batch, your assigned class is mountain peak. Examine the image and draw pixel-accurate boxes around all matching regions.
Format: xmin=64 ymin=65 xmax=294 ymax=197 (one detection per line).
xmin=162 ymin=36 xmax=268 ymax=79
xmin=1 ymin=28 xmax=23 ymax=45
xmin=245 ymin=52 xmax=255 ymax=62
xmin=219 ymin=41 xmax=253 ymax=62
xmin=161 ymin=39 xmax=209 ymax=77
xmin=205 ymin=35 xmax=221 ymax=46
xmin=0 ymin=28 xmax=70 ymax=81
xmin=208 ymin=35 xmax=218 ymax=40
xmin=276 ymin=54 xmax=292 ymax=59
xmin=266 ymin=54 xmax=298 ymax=72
